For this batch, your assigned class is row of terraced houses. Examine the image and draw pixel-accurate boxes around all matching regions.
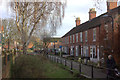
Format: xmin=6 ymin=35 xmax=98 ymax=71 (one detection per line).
xmin=61 ymin=1 xmax=120 ymax=64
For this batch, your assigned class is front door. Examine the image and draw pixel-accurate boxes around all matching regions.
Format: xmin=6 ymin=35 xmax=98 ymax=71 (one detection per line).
xmin=90 ymin=46 xmax=96 ymax=59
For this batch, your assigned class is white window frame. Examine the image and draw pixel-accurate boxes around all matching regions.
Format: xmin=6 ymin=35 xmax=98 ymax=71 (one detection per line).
xmin=90 ymin=46 xmax=97 ymax=59
xmin=83 ymin=46 xmax=88 ymax=57
xmin=68 ymin=37 xmax=69 ymax=44
xmin=104 ymin=24 xmax=108 ymax=40
xmin=73 ymin=35 xmax=75 ymax=43
xmin=93 ymin=46 xmax=97 ymax=58
xmin=76 ymin=33 xmax=78 ymax=42
xmin=76 ymin=46 xmax=79 ymax=56
xmin=97 ymin=46 xmax=99 ymax=60
xmin=65 ymin=37 xmax=66 ymax=44
xmin=80 ymin=32 xmax=82 ymax=42
xmin=93 ymin=28 xmax=96 ymax=41
xmin=85 ymin=31 xmax=88 ymax=42
xmin=70 ymin=46 xmax=74 ymax=55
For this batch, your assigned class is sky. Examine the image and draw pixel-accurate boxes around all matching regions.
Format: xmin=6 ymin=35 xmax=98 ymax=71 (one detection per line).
xmin=0 ymin=0 xmax=109 ymax=37
xmin=54 ymin=0 xmax=107 ymax=37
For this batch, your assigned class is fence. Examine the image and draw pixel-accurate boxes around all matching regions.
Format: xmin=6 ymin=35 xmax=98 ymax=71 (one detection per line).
xmin=47 ymin=55 xmax=119 ymax=79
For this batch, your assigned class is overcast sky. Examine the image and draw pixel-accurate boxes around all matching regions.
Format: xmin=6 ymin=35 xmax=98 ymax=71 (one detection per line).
xmin=54 ymin=0 xmax=107 ymax=37
xmin=0 ymin=0 xmax=108 ymax=37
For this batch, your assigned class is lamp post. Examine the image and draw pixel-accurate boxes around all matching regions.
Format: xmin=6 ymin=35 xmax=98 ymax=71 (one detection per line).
xmin=102 ymin=15 xmax=114 ymax=53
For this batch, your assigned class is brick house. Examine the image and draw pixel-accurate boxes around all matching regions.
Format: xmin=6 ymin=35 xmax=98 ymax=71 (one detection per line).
xmin=61 ymin=1 xmax=120 ymax=64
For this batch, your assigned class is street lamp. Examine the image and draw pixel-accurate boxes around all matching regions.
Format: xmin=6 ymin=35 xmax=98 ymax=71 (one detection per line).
xmin=102 ymin=14 xmax=114 ymax=53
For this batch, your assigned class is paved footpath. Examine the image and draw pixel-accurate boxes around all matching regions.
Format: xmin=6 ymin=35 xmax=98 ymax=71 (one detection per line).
xmin=48 ymin=55 xmax=107 ymax=78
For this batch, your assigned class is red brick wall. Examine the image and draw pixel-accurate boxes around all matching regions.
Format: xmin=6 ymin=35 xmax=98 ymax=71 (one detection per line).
xmin=61 ymin=7 xmax=120 ymax=64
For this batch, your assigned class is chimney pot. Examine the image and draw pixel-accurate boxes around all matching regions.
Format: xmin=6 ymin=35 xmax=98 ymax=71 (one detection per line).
xmin=89 ymin=8 xmax=96 ymax=20
xmin=75 ymin=17 xmax=81 ymax=26
xmin=107 ymin=0 xmax=118 ymax=12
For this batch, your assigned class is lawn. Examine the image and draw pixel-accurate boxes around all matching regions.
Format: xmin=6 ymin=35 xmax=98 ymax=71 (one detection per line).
xmin=10 ymin=54 xmax=75 ymax=78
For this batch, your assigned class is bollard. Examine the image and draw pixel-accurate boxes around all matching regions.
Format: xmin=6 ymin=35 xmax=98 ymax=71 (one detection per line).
xmin=52 ymin=56 xmax=53 ymax=61
xmin=65 ymin=59 xmax=66 ymax=66
xmin=56 ymin=57 xmax=57 ymax=63
xmin=91 ymin=65 xmax=93 ymax=78
xmin=71 ymin=61 xmax=72 ymax=70
xmin=61 ymin=59 xmax=62 ymax=64
xmin=57 ymin=58 xmax=58 ymax=63
xmin=79 ymin=63 xmax=81 ymax=75
xmin=54 ymin=56 xmax=55 ymax=62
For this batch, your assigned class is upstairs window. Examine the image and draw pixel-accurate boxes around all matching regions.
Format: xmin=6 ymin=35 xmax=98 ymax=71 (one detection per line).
xmin=85 ymin=31 xmax=87 ymax=42
xmin=80 ymin=32 xmax=82 ymax=42
xmin=104 ymin=24 xmax=108 ymax=40
xmin=67 ymin=37 xmax=69 ymax=44
xmin=73 ymin=35 xmax=75 ymax=43
xmin=76 ymin=33 xmax=78 ymax=42
xmin=93 ymin=28 xmax=96 ymax=41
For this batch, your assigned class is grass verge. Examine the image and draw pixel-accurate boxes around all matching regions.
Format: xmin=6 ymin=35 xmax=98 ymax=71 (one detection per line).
xmin=10 ymin=54 xmax=75 ymax=78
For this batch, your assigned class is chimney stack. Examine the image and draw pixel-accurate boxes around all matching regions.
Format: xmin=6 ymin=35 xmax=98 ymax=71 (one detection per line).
xmin=107 ymin=0 xmax=118 ymax=12
xmin=89 ymin=8 xmax=96 ymax=20
xmin=75 ymin=17 xmax=81 ymax=26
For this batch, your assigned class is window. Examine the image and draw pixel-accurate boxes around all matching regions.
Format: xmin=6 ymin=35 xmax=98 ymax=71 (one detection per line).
xmin=65 ymin=37 xmax=67 ymax=44
xmin=67 ymin=37 xmax=69 ymax=44
xmin=93 ymin=47 xmax=97 ymax=58
xmin=90 ymin=46 xmax=97 ymax=58
xmin=81 ymin=46 xmax=83 ymax=56
xmin=73 ymin=35 xmax=75 ymax=43
xmin=85 ymin=31 xmax=87 ymax=42
xmin=70 ymin=36 xmax=72 ymax=43
xmin=80 ymin=32 xmax=82 ymax=42
xmin=93 ymin=28 xmax=96 ymax=41
xmin=76 ymin=46 xmax=79 ymax=56
xmin=104 ymin=24 xmax=108 ymax=40
xmin=90 ymin=47 xmax=92 ymax=58
xmin=70 ymin=46 xmax=74 ymax=55
xmin=76 ymin=33 xmax=78 ymax=42
xmin=83 ymin=46 xmax=88 ymax=57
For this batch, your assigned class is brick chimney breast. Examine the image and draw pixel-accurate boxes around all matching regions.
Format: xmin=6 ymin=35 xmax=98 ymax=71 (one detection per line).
xmin=89 ymin=8 xmax=96 ymax=20
xmin=75 ymin=17 xmax=81 ymax=26
xmin=107 ymin=0 xmax=118 ymax=12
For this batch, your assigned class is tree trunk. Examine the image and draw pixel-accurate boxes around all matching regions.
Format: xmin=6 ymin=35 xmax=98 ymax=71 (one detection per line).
xmin=23 ymin=43 xmax=27 ymax=54
xmin=8 ymin=39 xmax=10 ymax=51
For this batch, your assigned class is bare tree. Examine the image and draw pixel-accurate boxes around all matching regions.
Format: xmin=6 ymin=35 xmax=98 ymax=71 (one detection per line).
xmin=2 ymin=18 xmax=21 ymax=51
xmin=9 ymin=1 xmax=66 ymax=54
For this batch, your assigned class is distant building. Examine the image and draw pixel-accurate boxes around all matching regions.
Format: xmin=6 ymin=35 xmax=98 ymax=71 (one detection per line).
xmin=61 ymin=1 xmax=120 ymax=64
xmin=27 ymin=42 xmax=33 ymax=49
xmin=48 ymin=38 xmax=62 ymax=50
